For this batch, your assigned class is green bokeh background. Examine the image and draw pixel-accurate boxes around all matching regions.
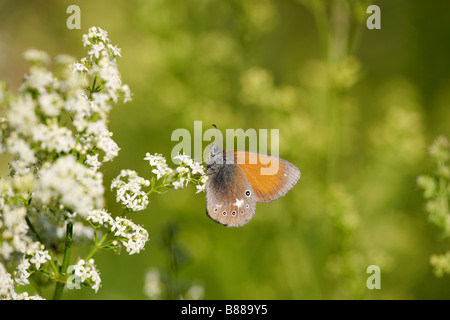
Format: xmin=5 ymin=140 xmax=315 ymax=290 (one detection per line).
xmin=1 ymin=0 xmax=450 ymax=299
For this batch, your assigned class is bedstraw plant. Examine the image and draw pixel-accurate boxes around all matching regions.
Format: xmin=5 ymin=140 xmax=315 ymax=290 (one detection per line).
xmin=0 ymin=27 xmax=206 ymax=300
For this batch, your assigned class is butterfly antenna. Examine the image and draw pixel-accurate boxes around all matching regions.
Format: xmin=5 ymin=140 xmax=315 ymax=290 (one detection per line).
xmin=212 ymin=124 xmax=221 ymax=144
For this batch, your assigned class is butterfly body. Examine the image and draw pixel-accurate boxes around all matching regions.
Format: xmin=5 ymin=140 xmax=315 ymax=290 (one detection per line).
xmin=205 ymin=144 xmax=300 ymax=227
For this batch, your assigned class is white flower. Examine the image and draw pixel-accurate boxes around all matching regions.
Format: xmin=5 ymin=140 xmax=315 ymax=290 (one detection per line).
xmin=0 ymin=27 xmax=139 ymax=298
xmin=97 ymin=132 xmax=120 ymax=162
xmin=23 ymin=49 xmax=50 ymax=65
xmin=31 ymin=122 xmax=76 ymax=153
xmin=111 ymin=170 xmax=150 ymax=212
xmin=73 ymin=62 xmax=88 ymax=72
xmin=91 ymin=92 xmax=111 ymax=112
xmin=173 ymin=153 xmax=191 ymax=164
xmin=146 ymin=153 xmax=173 ymax=180
xmin=172 ymin=178 xmax=186 ymax=190
xmin=33 ymin=156 xmax=104 ymax=218
xmin=9 ymin=160 xmax=33 ymax=176
xmin=85 ymin=154 xmax=102 ymax=171
xmin=89 ymin=42 xmax=105 ymax=60
xmin=0 ymin=263 xmax=42 ymax=299
xmin=15 ymin=258 xmax=31 ymax=286
xmin=6 ymin=134 xmax=37 ymax=165
xmin=7 ymin=94 xmax=39 ymax=136
xmin=0 ymin=263 xmax=15 ymax=299
xmin=121 ymin=84 xmax=132 ymax=103
xmin=176 ymin=166 xmax=190 ymax=174
xmin=85 ymin=119 xmax=108 ymax=137
xmin=111 ymin=217 xmax=149 ymax=255
xmin=13 ymin=292 xmax=45 ymax=300
xmin=38 ymin=92 xmax=63 ymax=117
xmin=82 ymin=34 xmax=91 ymax=47
xmin=0 ymin=201 xmax=38 ymax=260
xmin=170 ymin=153 xmax=207 ymax=192
xmin=2 ymin=206 xmax=26 ymax=231
xmin=189 ymin=162 xmax=205 ymax=175
xmin=95 ymin=27 xmax=109 ymax=42
xmin=144 ymin=153 xmax=166 ymax=167
xmin=29 ymin=249 xmax=51 ymax=270
xmin=64 ymin=94 xmax=91 ymax=131
xmin=143 ymin=268 xmax=162 ymax=300
xmin=22 ymin=67 xmax=55 ymax=94
xmin=152 ymin=167 xmax=166 ymax=180
xmin=195 ymin=183 xmax=206 ymax=194
xmin=107 ymin=44 xmax=122 ymax=57
xmin=71 ymin=258 xmax=101 ymax=293
xmin=84 ymin=26 xmax=109 ymax=44
xmin=87 ymin=209 xmax=114 ymax=226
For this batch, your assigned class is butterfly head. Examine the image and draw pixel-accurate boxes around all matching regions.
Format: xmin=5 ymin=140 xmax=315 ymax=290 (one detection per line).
xmin=206 ymin=143 xmax=224 ymax=174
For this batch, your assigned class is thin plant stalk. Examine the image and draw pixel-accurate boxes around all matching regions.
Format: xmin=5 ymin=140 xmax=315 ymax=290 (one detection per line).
xmin=52 ymin=222 xmax=73 ymax=300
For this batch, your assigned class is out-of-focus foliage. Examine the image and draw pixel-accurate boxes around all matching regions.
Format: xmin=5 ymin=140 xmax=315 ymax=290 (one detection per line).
xmin=1 ymin=0 xmax=450 ymax=299
xmin=418 ymin=136 xmax=450 ymax=278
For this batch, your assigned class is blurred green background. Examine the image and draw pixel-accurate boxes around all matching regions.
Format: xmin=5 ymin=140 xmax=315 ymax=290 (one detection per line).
xmin=1 ymin=0 xmax=450 ymax=299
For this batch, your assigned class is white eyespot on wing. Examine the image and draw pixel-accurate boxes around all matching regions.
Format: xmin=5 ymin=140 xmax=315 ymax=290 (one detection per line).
xmin=234 ymin=198 xmax=244 ymax=208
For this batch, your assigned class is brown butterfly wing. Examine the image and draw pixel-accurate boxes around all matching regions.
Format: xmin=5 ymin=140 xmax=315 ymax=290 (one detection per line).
xmin=206 ymin=163 xmax=257 ymax=227
xmin=232 ymin=151 xmax=301 ymax=202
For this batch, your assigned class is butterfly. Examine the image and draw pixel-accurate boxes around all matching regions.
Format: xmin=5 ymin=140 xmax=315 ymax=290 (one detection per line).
xmin=205 ymin=142 xmax=301 ymax=226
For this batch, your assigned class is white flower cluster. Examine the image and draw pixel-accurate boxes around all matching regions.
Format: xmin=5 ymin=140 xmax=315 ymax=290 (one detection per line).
xmin=113 ymin=217 xmax=149 ymax=255
xmin=110 ymin=153 xmax=207 ymax=213
xmin=145 ymin=153 xmax=173 ymax=180
xmin=70 ymin=259 xmax=101 ymax=293
xmin=111 ymin=170 xmax=150 ymax=212
xmin=0 ymin=174 xmax=52 ymax=298
xmin=33 ymin=155 xmax=104 ymax=219
xmin=0 ymin=26 xmax=141 ymax=298
xmin=0 ymin=263 xmax=44 ymax=300
xmin=172 ymin=153 xmax=208 ymax=193
xmin=29 ymin=249 xmax=52 ymax=270
xmin=1 ymin=25 xmax=131 ymax=218
xmin=14 ymin=258 xmax=31 ymax=286
xmin=0 ymin=245 xmax=51 ymax=299
xmin=144 ymin=152 xmax=208 ymax=193
xmin=87 ymin=209 xmax=149 ymax=255
xmin=80 ymin=26 xmax=131 ymax=103
xmin=0 ymin=199 xmax=37 ymax=260
xmin=4 ymin=53 xmax=82 ymax=176
xmin=86 ymin=209 xmax=113 ymax=226
xmin=72 ymin=26 xmax=130 ymax=164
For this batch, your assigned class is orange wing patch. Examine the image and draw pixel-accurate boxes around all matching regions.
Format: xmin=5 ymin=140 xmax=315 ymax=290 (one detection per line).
xmin=232 ymin=151 xmax=301 ymax=203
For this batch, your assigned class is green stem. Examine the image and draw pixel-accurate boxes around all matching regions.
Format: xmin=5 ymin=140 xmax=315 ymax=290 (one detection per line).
xmin=88 ymin=76 xmax=97 ymax=99
xmin=49 ymin=260 xmax=60 ymax=277
xmin=60 ymin=222 xmax=73 ymax=273
xmin=85 ymin=231 xmax=109 ymax=261
xmin=25 ymin=215 xmax=60 ymax=277
xmin=146 ymin=176 xmax=178 ymax=195
xmin=52 ymin=221 xmax=73 ymax=300
xmin=25 ymin=215 xmax=43 ymax=244
xmin=310 ymin=2 xmax=329 ymax=62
